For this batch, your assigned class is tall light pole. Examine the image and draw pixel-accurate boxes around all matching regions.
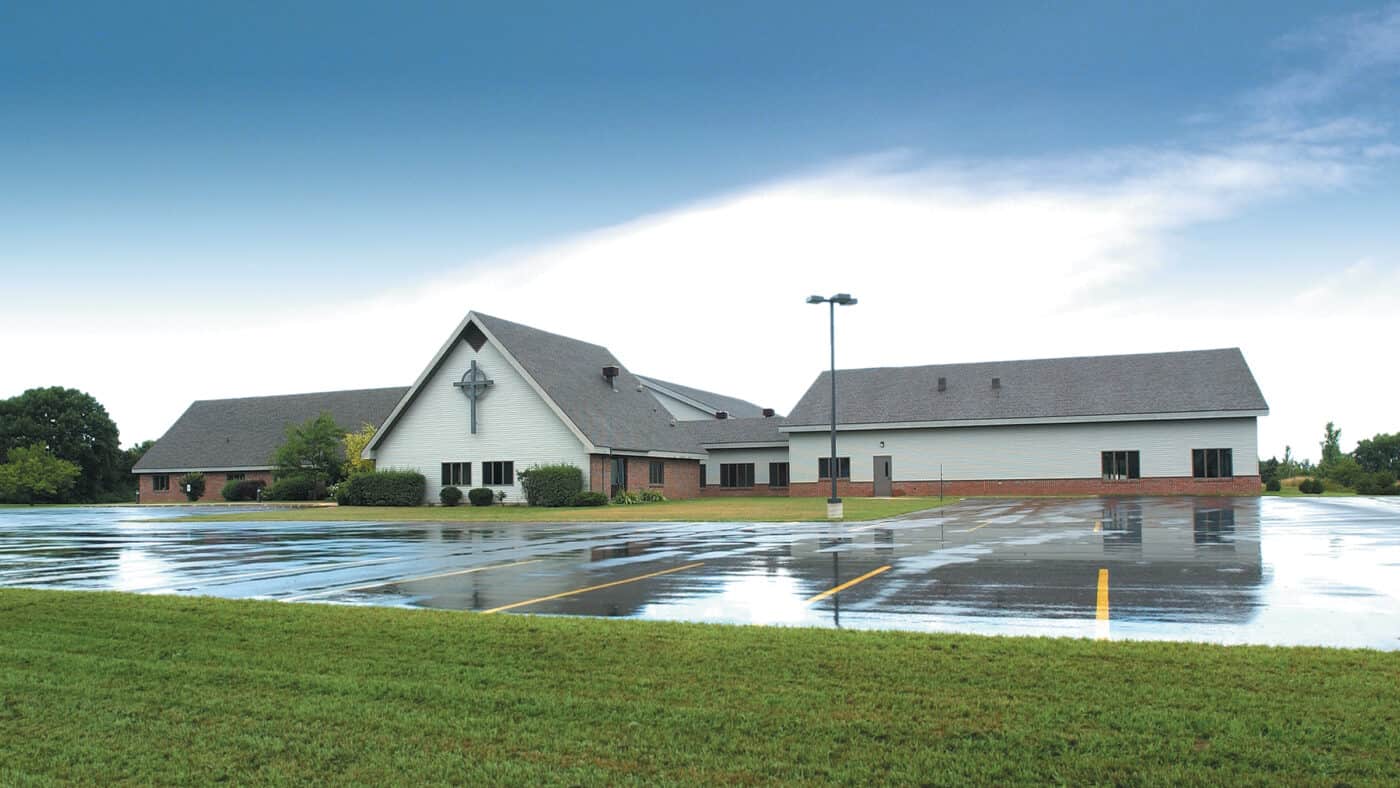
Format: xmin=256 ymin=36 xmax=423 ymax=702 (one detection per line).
xmin=807 ymin=293 xmax=857 ymax=519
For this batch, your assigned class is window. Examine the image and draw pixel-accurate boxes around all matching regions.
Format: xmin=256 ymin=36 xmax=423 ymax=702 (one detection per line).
xmin=227 ymin=472 xmax=245 ymax=481
xmin=1192 ymin=448 xmax=1233 ymax=479
xmin=817 ymin=457 xmax=851 ymax=480
xmin=441 ymin=462 xmax=470 ymax=487
xmin=699 ymin=463 xmax=706 ymax=488
xmin=1101 ymin=451 xmax=1140 ymax=481
xmin=649 ymin=460 xmax=665 ymax=486
xmin=483 ymin=461 xmax=514 ymax=486
xmin=152 ymin=474 xmax=169 ymax=491
xmin=720 ymin=463 xmax=754 ymax=488
xmin=769 ymin=462 xmax=789 ymax=488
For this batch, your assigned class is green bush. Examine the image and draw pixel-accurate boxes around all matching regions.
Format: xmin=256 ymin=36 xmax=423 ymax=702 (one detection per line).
xmin=335 ymin=471 xmax=426 ymax=506
xmin=1264 ymin=479 xmax=1281 ymax=493
xmin=220 ymin=479 xmax=266 ymax=502
xmin=1355 ymin=471 xmax=1398 ymax=496
xmin=1298 ymin=478 xmax=1324 ymax=495
xmin=517 ymin=464 xmax=583 ymax=507
xmin=638 ymin=488 xmax=666 ymax=502
xmin=1323 ymin=456 xmax=1364 ymax=489
xmin=468 ymin=487 xmax=495 ymax=506
xmin=568 ymin=491 xmax=608 ymax=507
xmin=178 ymin=473 xmax=206 ymax=502
xmin=264 ymin=476 xmax=316 ymax=501
xmin=611 ymin=489 xmax=640 ymax=505
xmin=440 ymin=486 xmax=463 ymax=506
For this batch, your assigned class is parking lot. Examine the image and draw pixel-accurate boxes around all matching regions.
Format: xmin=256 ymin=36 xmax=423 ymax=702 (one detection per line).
xmin=2 ymin=496 xmax=1398 ymax=649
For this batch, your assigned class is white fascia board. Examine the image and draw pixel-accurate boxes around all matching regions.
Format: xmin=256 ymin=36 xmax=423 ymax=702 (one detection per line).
xmin=700 ymin=442 xmax=789 ymax=450
xmin=638 ymin=378 xmax=720 ymax=416
xmin=135 ymin=466 xmax=273 ymax=474
xmin=364 ymin=310 xmax=599 ymax=457
xmin=601 ymin=448 xmax=708 ymax=460
xmin=778 ymin=409 xmax=1270 ymax=433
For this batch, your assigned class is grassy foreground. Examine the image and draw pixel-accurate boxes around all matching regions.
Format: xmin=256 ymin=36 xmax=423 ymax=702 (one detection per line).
xmin=172 ymin=495 xmax=957 ymax=523
xmin=2 ymin=590 xmax=1398 ymax=784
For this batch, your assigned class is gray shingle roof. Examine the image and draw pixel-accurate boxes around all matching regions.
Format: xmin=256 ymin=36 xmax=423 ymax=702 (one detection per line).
xmin=636 ymin=375 xmax=769 ymax=419
xmin=472 ymin=313 xmax=704 ymax=455
xmin=133 ymin=387 xmax=409 ymax=472
xmin=784 ymin=348 xmax=1268 ymax=428
xmin=677 ymin=417 xmax=787 ymax=446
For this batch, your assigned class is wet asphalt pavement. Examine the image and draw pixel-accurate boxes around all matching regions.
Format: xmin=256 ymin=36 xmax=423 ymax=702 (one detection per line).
xmin=2 ymin=496 xmax=1398 ymax=649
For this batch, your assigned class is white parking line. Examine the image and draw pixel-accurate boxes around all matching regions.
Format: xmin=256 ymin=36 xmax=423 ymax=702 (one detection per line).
xmin=284 ymin=558 xmax=543 ymax=602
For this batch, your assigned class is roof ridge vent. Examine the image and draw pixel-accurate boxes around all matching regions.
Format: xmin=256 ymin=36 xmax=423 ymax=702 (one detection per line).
xmin=715 ymin=410 xmax=729 ymax=420
xmin=762 ymin=408 xmax=775 ymax=418
xmin=991 ymin=376 xmax=1001 ymax=390
xmin=937 ymin=377 xmax=947 ymax=392
xmin=602 ymin=365 xmax=620 ymax=391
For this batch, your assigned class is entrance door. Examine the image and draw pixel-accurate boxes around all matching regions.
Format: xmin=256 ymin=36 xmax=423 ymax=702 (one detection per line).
xmin=610 ymin=457 xmax=627 ymax=497
xmin=873 ymin=455 xmax=892 ymax=497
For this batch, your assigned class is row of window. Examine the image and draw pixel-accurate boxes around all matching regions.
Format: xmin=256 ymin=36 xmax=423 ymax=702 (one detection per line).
xmin=699 ymin=462 xmax=792 ymax=489
xmin=439 ymin=461 xmax=515 ymax=487
xmin=151 ymin=471 xmax=245 ymax=492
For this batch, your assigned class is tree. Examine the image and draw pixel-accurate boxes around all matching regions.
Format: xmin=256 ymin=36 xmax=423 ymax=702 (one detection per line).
xmin=1320 ymin=422 xmax=1343 ymax=470
xmin=0 ymin=444 xmax=81 ymax=504
xmin=0 ymin=387 xmax=122 ymax=502
xmin=341 ymin=423 xmax=377 ymax=477
xmin=1353 ymin=432 xmax=1400 ymax=476
xmin=178 ymin=472 xmax=206 ymax=502
xmin=272 ymin=412 xmax=345 ymax=486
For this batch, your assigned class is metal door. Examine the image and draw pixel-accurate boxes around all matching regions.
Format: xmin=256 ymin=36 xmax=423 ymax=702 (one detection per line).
xmin=873 ymin=455 xmax=892 ymax=497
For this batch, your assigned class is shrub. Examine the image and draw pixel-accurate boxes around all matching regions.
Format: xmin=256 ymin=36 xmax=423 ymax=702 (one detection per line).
xmin=1323 ymin=456 xmax=1365 ymax=489
xmin=569 ymin=491 xmax=608 ymax=507
xmin=440 ymin=486 xmax=463 ymax=506
xmin=221 ymin=478 xmax=267 ymax=502
xmin=1355 ymin=471 xmax=1399 ymax=496
xmin=178 ymin=472 xmax=206 ymax=502
xmin=468 ymin=487 xmax=495 ymax=506
xmin=495 ymin=489 xmax=507 ymax=504
xmin=611 ymin=489 xmax=640 ymax=505
xmin=638 ymin=488 xmax=666 ymax=502
xmin=1264 ymin=478 xmax=1281 ymax=493
xmin=518 ymin=464 xmax=584 ymax=507
xmin=1298 ymin=478 xmax=1324 ymax=495
xmin=336 ymin=471 xmax=426 ymax=506
xmin=264 ymin=476 xmax=316 ymax=501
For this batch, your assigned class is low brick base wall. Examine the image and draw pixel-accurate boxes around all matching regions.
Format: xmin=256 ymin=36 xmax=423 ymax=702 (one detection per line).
xmin=698 ymin=485 xmax=790 ymax=497
xmin=788 ymin=476 xmax=1262 ymax=498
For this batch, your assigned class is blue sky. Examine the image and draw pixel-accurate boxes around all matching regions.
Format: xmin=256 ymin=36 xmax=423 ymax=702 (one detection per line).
xmin=3 ymin=2 xmax=1399 ymax=457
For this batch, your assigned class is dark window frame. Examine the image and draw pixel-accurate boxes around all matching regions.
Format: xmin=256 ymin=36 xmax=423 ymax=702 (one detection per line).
xmin=152 ymin=474 xmax=169 ymax=491
xmin=226 ymin=472 xmax=246 ymax=481
xmin=648 ymin=460 xmax=665 ymax=486
xmin=769 ymin=462 xmax=790 ymax=488
xmin=1100 ymin=450 xmax=1140 ymax=481
xmin=720 ymin=462 xmax=755 ymax=488
xmin=818 ymin=457 xmax=851 ymax=480
xmin=440 ymin=462 xmax=471 ymax=487
xmin=699 ymin=463 xmax=706 ymax=487
xmin=1192 ymin=448 xmax=1233 ymax=479
xmin=483 ymin=460 xmax=514 ymax=486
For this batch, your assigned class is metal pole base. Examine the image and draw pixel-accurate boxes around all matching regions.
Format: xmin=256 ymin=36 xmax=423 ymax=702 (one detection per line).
xmin=826 ymin=500 xmax=844 ymax=520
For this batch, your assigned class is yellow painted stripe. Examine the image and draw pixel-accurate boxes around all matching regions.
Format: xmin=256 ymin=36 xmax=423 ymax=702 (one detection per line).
xmin=1096 ymin=568 xmax=1110 ymax=621
xmin=481 ymin=561 xmax=705 ymax=615
xmin=285 ymin=558 xmax=541 ymax=601
xmin=804 ymin=564 xmax=892 ymax=605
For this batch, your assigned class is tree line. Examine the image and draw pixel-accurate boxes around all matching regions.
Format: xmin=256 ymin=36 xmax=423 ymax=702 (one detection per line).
xmin=0 ymin=388 xmax=152 ymax=504
xmin=1260 ymin=421 xmax=1399 ymax=495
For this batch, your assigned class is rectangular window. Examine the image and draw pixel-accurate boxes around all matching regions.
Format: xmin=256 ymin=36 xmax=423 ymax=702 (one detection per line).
xmin=483 ymin=461 xmax=514 ymax=486
xmin=226 ymin=472 xmax=246 ymax=481
xmin=769 ymin=462 xmax=790 ymax=488
xmin=152 ymin=474 xmax=169 ymax=491
xmin=1100 ymin=451 xmax=1140 ymax=481
xmin=440 ymin=462 xmax=470 ymax=487
xmin=1192 ymin=448 xmax=1234 ymax=479
xmin=649 ymin=460 xmax=665 ymax=486
xmin=720 ymin=463 xmax=755 ymax=488
xmin=699 ymin=463 xmax=706 ymax=488
xmin=817 ymin=457 xmax=851 ymax=480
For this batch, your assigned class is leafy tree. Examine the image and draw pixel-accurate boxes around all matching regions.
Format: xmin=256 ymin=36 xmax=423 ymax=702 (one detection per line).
xmin=1258 ymin=457 xmax=1280 ymax=485
xmin=1320 ymin=422 xmax=1343 ymax=470
xmin=178 ymin=472 xmax=206 ymax=502
xmin=0 ymin=387 xmax=122 ymax=501
xmin=341 ymin=423 xmax=377 ymax=477
xmin=0 ymin=444 xmax=81 ymax=504
xmin=272 ymin=412 xmax=345 ymax=486
xmin=1353 ymin=432 xmax=1400 ymax=476
xmin=1324 ymin=456 xmax=1364 ymax=488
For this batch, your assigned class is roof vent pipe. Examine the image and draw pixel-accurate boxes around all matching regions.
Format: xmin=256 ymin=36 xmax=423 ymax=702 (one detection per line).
xmin=715 ymin=411 xmax=729 ymax=420
xmin=991 ymin=377 xmax=1001 ymax=390
xmin=937 ymin=377 xmax=947 ymax=392
xmin=602 ymin=365 xmax=620 ymax=391
xmin=762 ymin=408 xmax=775 ymax=418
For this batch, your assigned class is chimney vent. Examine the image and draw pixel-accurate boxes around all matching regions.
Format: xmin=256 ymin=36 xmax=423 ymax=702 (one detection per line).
xmin=762 ymin=408 xmax=775 ymax=418
xmin=715 ymin=410 xmax=729 ymax=420
xmin=991 ymin=377 xmax=1001 ymax=390
xmin=602 ymin=365 xmax=620 ymax=390
xmin=936 ymin=377 xmax=947 ymax=392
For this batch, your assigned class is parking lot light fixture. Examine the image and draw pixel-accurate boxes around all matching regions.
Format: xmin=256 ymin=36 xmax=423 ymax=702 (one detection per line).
xmin=807 ymin=293 xmax=857 ymax=519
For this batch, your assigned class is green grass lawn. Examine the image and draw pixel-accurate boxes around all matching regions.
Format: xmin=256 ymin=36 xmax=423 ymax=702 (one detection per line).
xmin=1 ymin=590 xmax=1396 ymax=783
xmin=1263 ymin=480 xmax=1357 ymax=497
xmin=171 ymin=495 xmax=959 ymax=523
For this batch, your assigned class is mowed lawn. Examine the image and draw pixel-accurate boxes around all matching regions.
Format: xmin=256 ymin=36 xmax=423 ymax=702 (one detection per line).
xmin=172 ymin=495 xmax=957 ymax=523
xmin=2 ymin=590 xmax=1397 ymax=784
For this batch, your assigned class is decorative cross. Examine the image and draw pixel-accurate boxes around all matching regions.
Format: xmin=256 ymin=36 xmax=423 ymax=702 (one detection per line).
xmin=453 ymin=360 xmax=494 ymax=434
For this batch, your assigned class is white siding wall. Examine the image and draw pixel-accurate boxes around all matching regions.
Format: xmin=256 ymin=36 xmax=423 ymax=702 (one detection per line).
xmin=787 ymin=418 xmax=1259 ymax=483
xmin=373 ymin=337 xmax=591 ymax=503
xmin=701 ymin=446 xmax=791 ymax=486
xmin=650 ymin=391 xmax=714 ymax=422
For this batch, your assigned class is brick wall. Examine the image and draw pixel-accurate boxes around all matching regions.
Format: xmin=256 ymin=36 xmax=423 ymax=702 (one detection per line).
xmin=138 ymin=471 xmax=273 ymax=503
xmin=588 ymin=455 xmax=701 ymax=500
xmin=788 ymin=475 xmax=1263 ymax=498
xmin=698 ymin=483 xmax=789 ymax=497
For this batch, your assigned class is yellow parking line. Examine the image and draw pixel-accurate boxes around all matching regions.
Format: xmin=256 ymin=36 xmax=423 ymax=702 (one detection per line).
xmin=481 ymin=561 xmax=705 ymax=615
xmin=1096 ymin=568 xmax=1110 ymax=621
xmin=285 ymin=558 xmax=541 ymax=601
xmin=805 ymin=564 xmax=892 ymax=605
